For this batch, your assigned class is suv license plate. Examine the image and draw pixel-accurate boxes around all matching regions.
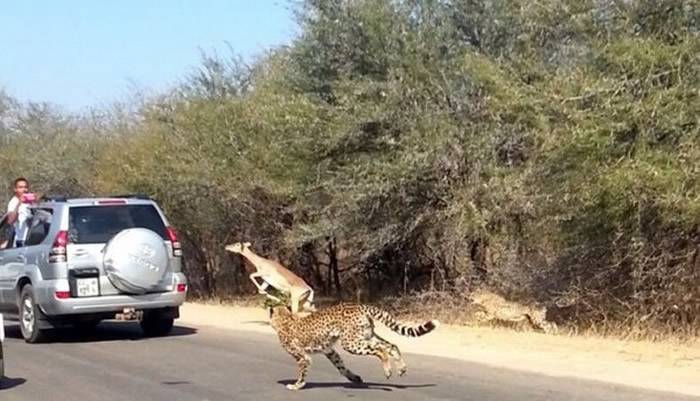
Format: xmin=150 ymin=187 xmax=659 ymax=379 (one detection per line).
xmin=76 ymin=278 xmax=99 ymax=297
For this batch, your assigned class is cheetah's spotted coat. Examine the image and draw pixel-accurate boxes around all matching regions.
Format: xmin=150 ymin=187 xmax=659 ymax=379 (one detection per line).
xmin=268 ymin=303 xmax=439 ymax=390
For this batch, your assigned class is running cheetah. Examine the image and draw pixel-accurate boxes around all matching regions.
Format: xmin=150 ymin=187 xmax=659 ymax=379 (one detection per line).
xmin=268 ymin=303 xmax=439 ymax=390
xmin=470 ymin=289 xmax=558 ymax=334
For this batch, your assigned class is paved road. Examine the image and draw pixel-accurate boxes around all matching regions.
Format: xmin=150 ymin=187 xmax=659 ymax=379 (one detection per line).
xmin=0 ymin=319 xmax=696 ymax=401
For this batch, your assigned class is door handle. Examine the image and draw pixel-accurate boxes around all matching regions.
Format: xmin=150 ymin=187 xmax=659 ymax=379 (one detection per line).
xmin=15 ymin=255 xmax=26 ymax=263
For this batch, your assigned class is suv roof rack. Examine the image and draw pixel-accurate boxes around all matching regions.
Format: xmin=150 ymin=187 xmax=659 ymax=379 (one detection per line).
xmin=111 ymin=193 xmax=152 ymax=200
xmin=41 ymin=194 xmax=68 ymax=202
xmin=38 ymin=193 xmax=153 ymax=203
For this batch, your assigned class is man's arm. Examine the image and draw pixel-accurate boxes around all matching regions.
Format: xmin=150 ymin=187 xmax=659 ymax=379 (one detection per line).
xmin=5 ymin=198 xmax=19 ymax=225
xmin=4 ymin=212 xmax=16 ymax=226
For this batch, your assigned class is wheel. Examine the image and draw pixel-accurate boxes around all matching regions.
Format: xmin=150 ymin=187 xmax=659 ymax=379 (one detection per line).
xmin=0 ymin=338 xmax=4 ymax=378
xmin=140 ymin=315 xmax=174 ymax=337
xmin=19 ymin=285 xmax=49 ymax=343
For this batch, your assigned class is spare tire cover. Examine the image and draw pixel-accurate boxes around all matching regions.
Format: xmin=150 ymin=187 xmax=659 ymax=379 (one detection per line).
xmin=103 ymin=228 xmax=169 ymax=294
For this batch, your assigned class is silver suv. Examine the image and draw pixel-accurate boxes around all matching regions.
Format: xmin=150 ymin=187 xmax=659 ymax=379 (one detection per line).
xmin=0 ymin=194 xmax=188 ymax=343
xmin=0 ymin=313 xmax=4 ymax=378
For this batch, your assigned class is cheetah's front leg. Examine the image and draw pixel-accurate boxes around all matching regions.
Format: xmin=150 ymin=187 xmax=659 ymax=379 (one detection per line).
xmin=287 ymin=353 xmax=311 ymax=390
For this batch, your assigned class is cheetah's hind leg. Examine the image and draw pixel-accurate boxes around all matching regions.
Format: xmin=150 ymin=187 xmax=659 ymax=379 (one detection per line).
xmin=369 ymin=334 xmax=407 ymax=377
xmin=341 ymin=337 xmax=392 ymax=379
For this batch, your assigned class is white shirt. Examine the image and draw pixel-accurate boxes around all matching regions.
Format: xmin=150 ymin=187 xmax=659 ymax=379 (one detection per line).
xmin=7 ymin=196 xmax=31 ymax=246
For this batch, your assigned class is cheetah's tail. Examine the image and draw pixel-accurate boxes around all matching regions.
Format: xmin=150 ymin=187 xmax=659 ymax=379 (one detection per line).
xmin=365 ymin=305 xmax=439 ymax=337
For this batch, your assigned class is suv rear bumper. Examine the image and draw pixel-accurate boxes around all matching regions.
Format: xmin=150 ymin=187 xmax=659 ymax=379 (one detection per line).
xmin=34 ymin=273 xmax=187 ymax=316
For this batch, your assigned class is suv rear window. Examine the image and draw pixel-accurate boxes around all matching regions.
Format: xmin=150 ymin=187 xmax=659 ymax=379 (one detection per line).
xmin=69 ymin=205 xmax=167 ymax=244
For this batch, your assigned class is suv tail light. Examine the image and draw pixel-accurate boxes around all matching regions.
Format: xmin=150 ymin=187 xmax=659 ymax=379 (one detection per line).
xmin=49 ymin=230 xmax=69 ymax=263
xmin=165 ymin=226 xmax=182 ymax=257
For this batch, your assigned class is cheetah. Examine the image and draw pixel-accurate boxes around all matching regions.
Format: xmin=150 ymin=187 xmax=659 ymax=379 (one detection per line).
xmin=268 ymin=302 xmax=439 ymax=390
xmin=470 ymin=289 xmax=558 ymax=334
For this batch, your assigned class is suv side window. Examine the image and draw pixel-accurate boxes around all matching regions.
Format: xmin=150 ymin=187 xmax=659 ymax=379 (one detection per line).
xmin=24 ymin=209 xmax=53 ymax=247
xmin=0 ymin=213 xmax=14 ymax=250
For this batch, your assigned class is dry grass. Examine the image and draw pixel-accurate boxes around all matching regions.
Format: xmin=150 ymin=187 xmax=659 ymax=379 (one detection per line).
xmin=371 ymin=291 xmax=485 ymax=326
xmin=187 ymin=294 xmax=263 ymax=308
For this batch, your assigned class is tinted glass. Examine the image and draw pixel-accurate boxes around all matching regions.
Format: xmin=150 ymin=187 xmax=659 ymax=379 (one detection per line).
xmin=25 ymin=209 xmax=53 ymax=246
xmin=69 ymin=205 xmax=166 ymax=244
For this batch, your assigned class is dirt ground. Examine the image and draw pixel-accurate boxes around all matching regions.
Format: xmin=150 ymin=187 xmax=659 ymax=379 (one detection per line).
xmin=178 ymin=301 xmax=700 ymax=397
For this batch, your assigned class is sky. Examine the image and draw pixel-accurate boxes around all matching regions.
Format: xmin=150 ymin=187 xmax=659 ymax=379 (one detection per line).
xmin=0 ymin=1 xmax=298 ymax=112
